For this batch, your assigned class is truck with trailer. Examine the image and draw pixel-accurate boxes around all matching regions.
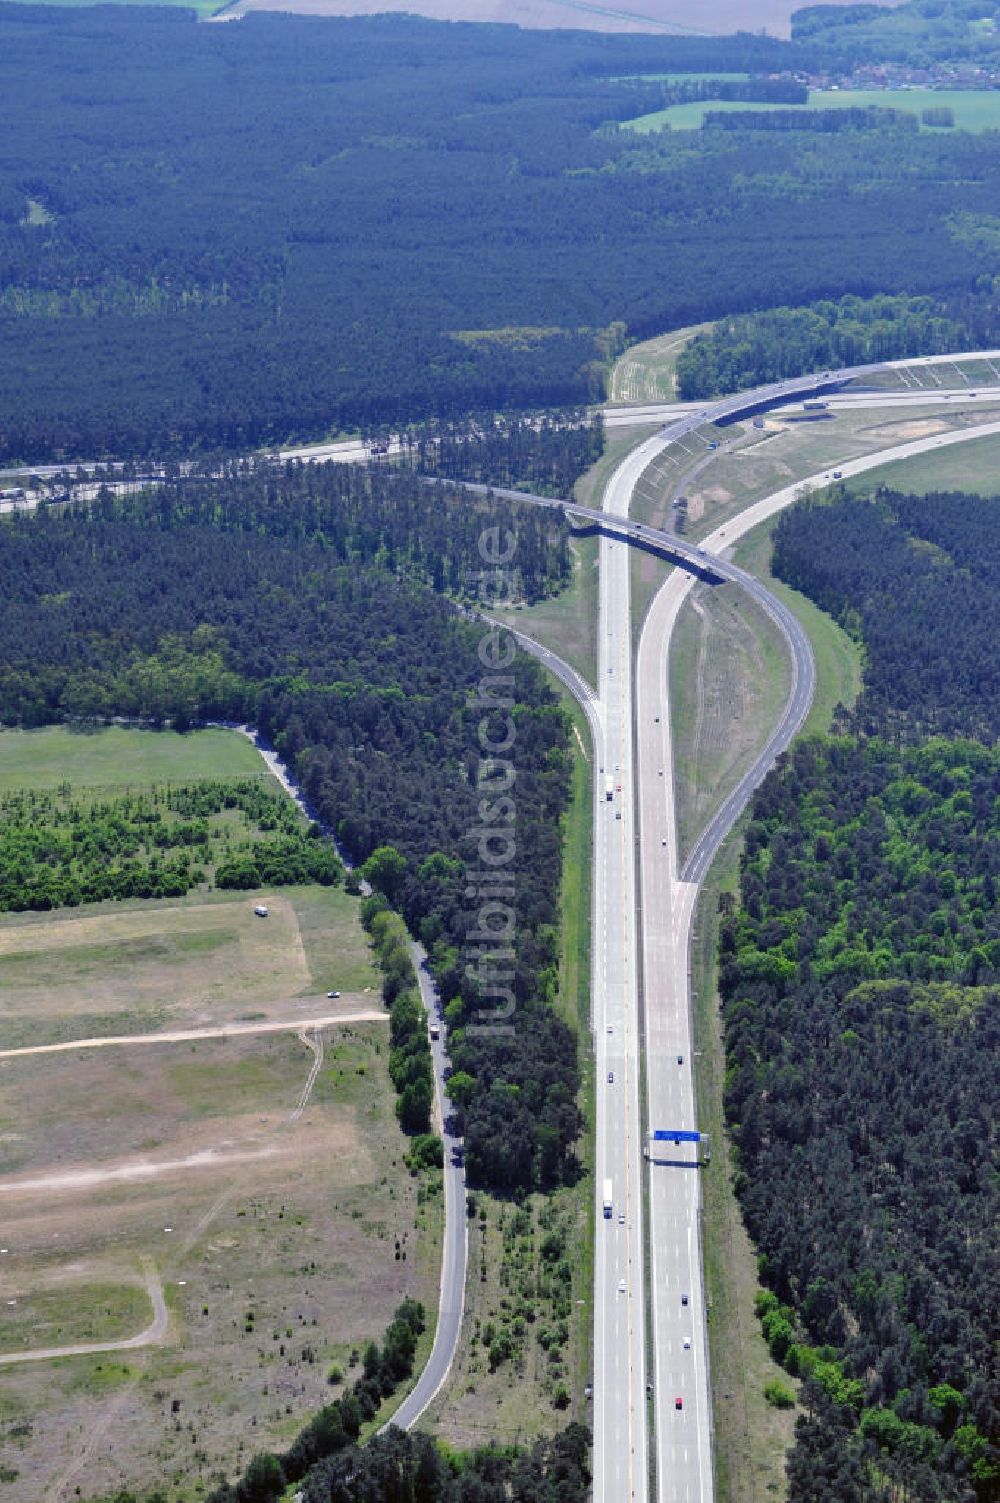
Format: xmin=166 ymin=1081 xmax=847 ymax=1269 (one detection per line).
xmin=602 ymin=1179 xmax=613 ymax=1218
xmin=605 ymin=776 xmax=614 ymax=801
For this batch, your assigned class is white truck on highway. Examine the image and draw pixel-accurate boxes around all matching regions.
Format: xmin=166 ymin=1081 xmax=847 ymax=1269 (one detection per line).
xmin=605 ymin=776 xmax=614 ymax=801
xmin=602 ymin=1179 xmax=613 ymax=1218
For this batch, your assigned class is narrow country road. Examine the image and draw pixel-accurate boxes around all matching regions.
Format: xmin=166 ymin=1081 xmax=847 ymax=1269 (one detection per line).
xmin=383 ymin=943 xmax=467 ymax=1433
xmin=231 ymin=729 xmax=469 ymax=1433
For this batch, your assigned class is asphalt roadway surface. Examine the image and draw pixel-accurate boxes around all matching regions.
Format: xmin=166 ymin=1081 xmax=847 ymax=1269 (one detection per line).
xmin=514 ymin=392 xmax=1000 ymax=1503
xmin=386 ymin=943 xmax=468 ymax=1433
xmin=8 ymin=355 xmax=1000 ymax=1485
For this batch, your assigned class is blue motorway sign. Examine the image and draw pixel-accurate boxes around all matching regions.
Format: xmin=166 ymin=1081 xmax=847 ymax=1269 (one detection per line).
xmin=652 ymin=1129 xmax=701 ymax=1143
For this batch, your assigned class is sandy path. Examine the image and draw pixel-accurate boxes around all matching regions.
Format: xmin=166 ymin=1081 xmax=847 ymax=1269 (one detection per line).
xmin=0 ymin=1259 xmax=167 ymax=1367
xmin=0 ymin=1145 xmax=286 ymax=1196
xmin=0 ymin=1010 xmax=385 ymax=1060
xmin=289 ymin=1026 xmax=325 ymax=1122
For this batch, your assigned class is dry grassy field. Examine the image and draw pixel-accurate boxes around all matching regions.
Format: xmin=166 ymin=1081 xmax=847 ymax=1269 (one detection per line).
xmin=0 ymin=886 xmax=378 ymax=1051
xmin=0 ymin=729 xmax=439 ymax=1503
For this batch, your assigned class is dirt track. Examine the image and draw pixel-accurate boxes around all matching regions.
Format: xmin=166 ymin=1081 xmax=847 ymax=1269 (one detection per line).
xmin=0 ymin=1009 xmax=386 ymax=1060
xmin=0 ymin=1260 xmax=167 ymax=1367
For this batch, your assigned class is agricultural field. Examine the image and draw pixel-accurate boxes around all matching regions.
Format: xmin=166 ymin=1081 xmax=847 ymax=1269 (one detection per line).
xmin=626 ymin=85 xmax=1000 ymax=133
xmin=229 ymin=0 xmax=879 ymax=38
xmin=0 ymin=727 xmax=438 ymax=1502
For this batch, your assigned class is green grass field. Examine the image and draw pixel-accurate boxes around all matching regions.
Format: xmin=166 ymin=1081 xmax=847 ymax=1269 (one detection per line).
xmin=670 ymin=581 xmax=791 ymax=864
xmin=733 ymin=520 xmax=863 ymax=738
xmin=0 ymin=725 xmax=267 ymax=793
xmin=846 ymin=427 xmax=1000 ymax=496
xmin=492 ymin=534 xmax=600 ymax=689
xmin=627 ymin=86 xmax=1000 ymax=134
xmin=0 ymin=1282 xmax=152 ymax=1355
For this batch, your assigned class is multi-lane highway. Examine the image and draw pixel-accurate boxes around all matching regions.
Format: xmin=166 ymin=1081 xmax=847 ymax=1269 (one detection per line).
xmin=562 ymin=373 xmax=1000 ymax=1503
xmin=8 ymin=350 xmax=1000 ymax=1493
xmin=593 ymin=478 xmax=648 ymax=1503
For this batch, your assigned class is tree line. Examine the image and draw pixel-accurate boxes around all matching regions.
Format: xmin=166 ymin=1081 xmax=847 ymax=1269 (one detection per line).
xmin=360 ymin=893 xmax=435 ymax=1141
xmin=703 ymin=105 xmax=919 ymax=133
xmin=676 ymin=292 xmax=990 ymax=399
xmin=719 ymin=486 xmax=1000 ymax=1499
xmin=772 ymin=487 xmax=1000 ymax=744
xmin=0 ymin=463 xmax=582 ymax=1197
xmin=0 ymin=777 xmax=340 ymax=911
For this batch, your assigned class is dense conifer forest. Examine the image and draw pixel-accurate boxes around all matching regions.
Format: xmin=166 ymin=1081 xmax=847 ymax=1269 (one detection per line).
xmin=722 ymin=489 xmax=1000 ymax=1501
xmin=0 ymin=465 xmax=581 ymax=1195
xmin=773 ymin=488 xmax=1000 ymax=743
xmin=399 ymin=411 xmax=605 ymax=500
xmin=5 ymin=4 xmax=1000 ymax=461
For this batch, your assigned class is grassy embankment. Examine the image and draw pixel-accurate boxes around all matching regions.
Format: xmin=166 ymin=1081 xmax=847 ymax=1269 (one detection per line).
xmin=0 ymin=725 xmax=440 ymax=1503
xmin=845 ymin=425 xmax=1000 ymax=495
xmin=609 ymin=321 xmax=714 ymax=405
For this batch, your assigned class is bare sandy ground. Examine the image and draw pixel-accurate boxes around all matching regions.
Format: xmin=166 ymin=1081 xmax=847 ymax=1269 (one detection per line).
xmin=222 ymin=0 xmax=903 ymax=39
xmin=0 ymin=1008 xmax=385 ymax=1060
